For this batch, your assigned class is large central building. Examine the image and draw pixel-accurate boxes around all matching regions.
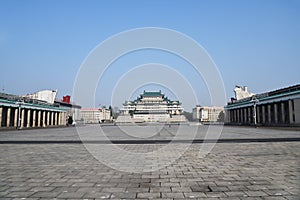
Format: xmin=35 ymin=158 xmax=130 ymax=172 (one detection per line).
xmin=116 ymin=90 xmax=186 ymax=123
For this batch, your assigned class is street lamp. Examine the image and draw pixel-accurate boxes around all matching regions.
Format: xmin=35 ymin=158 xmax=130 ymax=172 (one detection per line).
xmin=16 ymin=100 xmax=23 ymax=130
xmin=251 ymin=96 xmax=259 ymax=127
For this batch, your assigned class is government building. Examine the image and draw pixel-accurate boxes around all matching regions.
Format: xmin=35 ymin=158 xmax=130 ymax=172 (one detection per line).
xmin=116 ymin=90 xmax=186 ymax=123
xmin=0 ymin=90 xmax=81 ymax=129
xmin=225 ymin=84 xmax=300 ymax=126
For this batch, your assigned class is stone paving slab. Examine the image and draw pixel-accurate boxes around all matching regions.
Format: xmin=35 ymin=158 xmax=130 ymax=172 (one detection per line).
xmin=0 ymin=139 xmax=299 ymax=199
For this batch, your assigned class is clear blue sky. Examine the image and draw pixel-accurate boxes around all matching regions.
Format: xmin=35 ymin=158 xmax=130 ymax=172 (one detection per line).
xmin=1 ymin=0 xmax=299 ymax=111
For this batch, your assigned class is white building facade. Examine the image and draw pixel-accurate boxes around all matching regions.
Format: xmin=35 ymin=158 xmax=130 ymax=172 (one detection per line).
xmin=193 ymin=106 xmax=224 ymax=123
xmin=81 ymin=107 xmax=112 ymax=123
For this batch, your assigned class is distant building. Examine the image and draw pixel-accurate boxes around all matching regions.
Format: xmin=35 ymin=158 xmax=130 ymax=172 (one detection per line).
xmin=81 ymin=107 xmax=112 ymax=123
xmin=193 ymin=105 xmax=224 ymax=123
xmin=225 ymin=84 xmax=300 ymax=126
xmin=55 ymin=95 xmax=81 ymax=122
xmin=116 ymin=90 xmax=186 ymax=123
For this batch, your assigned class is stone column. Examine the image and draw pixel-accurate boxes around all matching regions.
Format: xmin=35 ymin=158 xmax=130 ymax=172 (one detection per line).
xmin=234 ymin=109 xmax=237 ymax=123
xmin=0 ymin=107 xmax=2 ymax=127
xmin=58 ymin=112 xmax=61 ymax=125
xmin=240 ymin=109 xmax=243 ymax=123
xmin=32 ymin=110 xmax=36 ymax=128
xmin=47 ymin=112 xmax=50 ymax=126
xmin=257 ymin=106 xmax=260 ymax=124
xmin=38 ymin=110 xmax=41 ymax=127
xmin=51 ymin=112 xmax=54 ymax=126
xmin=245 ymin=107 xmax=248 ymax=123
xmin=281 ymin=102 xmax=285 ymax=124
xmin=267 ymin=104 xmax=271 ymax=124
xmin=62 ymin=112 xmax=66 ymax=125
xmin=14 ymin=109 xmax=18 ymax=127
xmin=20 ymin=109 xmax=25 ymax=129
xmin=288 ymin=100 xmax=294 ymax=124
xmin=26 ymin=110 xmax=31 ymax=128
xmin=274 ymin=103 xmax=278 ymax=124
xmin=237 ymin=109 xmax=240 ymax=123
xmin=42 ymin=111 xmax=46 ymax=127
xmin=6 ymin=108 xmax=11 ymax=127
xmin=262 ymin=105 xmax=266 ymax=124
xmin=54 ymin=112 xmax=58 ymax=125
xmin=226 ymin=110 xmax=230 ymax=123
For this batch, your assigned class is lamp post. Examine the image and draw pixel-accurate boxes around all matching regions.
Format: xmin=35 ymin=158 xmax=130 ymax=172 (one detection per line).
xmin=251 ymin=96 xmax=259 ymax=127
xmin=16 ymin=100 xmax=23 ymax=130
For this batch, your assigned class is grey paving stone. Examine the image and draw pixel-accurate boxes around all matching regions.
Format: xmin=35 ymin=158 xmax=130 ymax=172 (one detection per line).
xmin=227 ymin=185 xmax=248 ymax=191
xmin=76 ymin=187 xmax=102 ymax=193
xmin=125 ymin=187 xmax=149 ymax=193
xmin=29 ymin=186 xmax=55 ymax=192
xmin=51 ymin=187 xmax=79 ymax=193
xmin=246 ymin=185 xmax=268 ymax=191
xmin=225 ymin=191 xmax=248 ymax=197
xmin=30 ymin=191 xmax=62 ymax=198
xmin=56 ymin=191 xmax=86 ymax=198
xmin=83 ymin=192 xmax=111 ymax=199
xmin=190 ymin=185 xmax=210 ymax=192
xmin=183 ymin=192 xmax=207 ymax=198
xmin=101 ymin=187 xmax=125 ymax=192
xmin=150 ymin=187 xmax=171 ymax=193
xmin=161 ymin=192 xmax=185 ymax=198
xmin=5 ymin=191 xmax=36 ymax=198
xmin=205 ymin=192 xmax=227 ymax=198
xmin=208 ymin=186 xmax=230 ymax=192
xmin=137 ymin=192 xmax=161 ymax=198
xmin=263 ymin=197 xmax=287 ymax=200
xmin=171 ymin=186 xmax=192 ymax=192
xmin=244 ymin=190 xmax=268 ymax=197
xmin=219 ymin=198 xmax=241 ymax=200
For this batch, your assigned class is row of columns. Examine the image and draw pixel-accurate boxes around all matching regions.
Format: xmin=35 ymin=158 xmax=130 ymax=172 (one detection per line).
xmin=0 ymin=106 xmax=67 ymax=129
xmin=226 ymin=100 xmax=295 ymax=125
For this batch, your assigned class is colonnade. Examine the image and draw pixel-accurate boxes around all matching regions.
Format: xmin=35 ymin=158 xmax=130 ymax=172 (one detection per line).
xmin=0 ymin=106 xmax=67 ymax=129
xmin=226 ymin=99 xmax=296 ymax=126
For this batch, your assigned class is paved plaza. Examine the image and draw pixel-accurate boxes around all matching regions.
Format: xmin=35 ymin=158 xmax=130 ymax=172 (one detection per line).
xmin=0 ymin=125 xmax=299 ymax=199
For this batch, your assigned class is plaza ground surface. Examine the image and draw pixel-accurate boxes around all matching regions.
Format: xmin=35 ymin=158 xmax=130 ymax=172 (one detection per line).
xmin=0 ymin=125 xmax=299 ymax=199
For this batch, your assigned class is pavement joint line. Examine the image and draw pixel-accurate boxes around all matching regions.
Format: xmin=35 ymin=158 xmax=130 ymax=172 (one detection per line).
xmin=0 ymin=137 xmax=300 ymax=144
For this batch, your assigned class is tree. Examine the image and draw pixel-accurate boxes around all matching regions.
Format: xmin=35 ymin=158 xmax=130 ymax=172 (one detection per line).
xmin=109 ymin=105 xmax=113 ymax=117
xmin=183 ymin=111 xmax=194 ymax=121
xmin=129 ymin=110 xmax=135 ymax=117
xmin=217 ymin=111 xmax=225 ymax=122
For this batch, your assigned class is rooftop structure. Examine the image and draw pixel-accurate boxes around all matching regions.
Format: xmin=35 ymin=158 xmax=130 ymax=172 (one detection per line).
xmin=24 ymin=90 xmax=58 ymax=104
xmin=233 ymin=85 xmax=255 ymax=101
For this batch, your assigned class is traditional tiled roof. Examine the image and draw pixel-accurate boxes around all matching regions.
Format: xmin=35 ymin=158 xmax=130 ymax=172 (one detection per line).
xmin=123 ymin=90 xmax=182 ymax=105
xmin=141 ymin=90 xmax=163 ymax=97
